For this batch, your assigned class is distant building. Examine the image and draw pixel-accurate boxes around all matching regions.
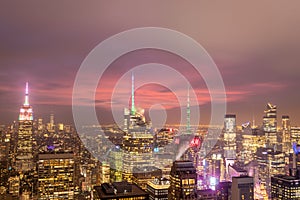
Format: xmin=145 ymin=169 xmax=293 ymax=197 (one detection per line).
xmin=108 ymin=146 xmax=123 ymax=182
xmin=263 ymin=103 xmax=277 ymax=148
xmin=146 ymin=178 xmax=170 ymax=200
xmin=224 ymin=114 xmax=237 ymax=159
xmin=291 ymin=126 xmax=300 ymax=144
xmin=231 ymin=176 xmax=254 ymax=200
xmin=99 ymin=161 xmax=110 ymax=184
xmin=240 ymin=122 xmax=260 ymax=165
xmin=132 ymin=166 xmax=162 ymax=190
xmin=282 ymin=115 xmax=291 ymax=154
xmin=223 ymin=114 xmax=237 ymax=180
xmin=37 ymin=153 xmax=75 ymax=199
xmin=93 ymin=181 xmax=149 ymax=200
xmin=208 ymin=153 xmax=223 ymax=183
xmin=154 ymin=128 xmax=175 ymax=148
xmin=8 ymin=175 xmax=20 ymax=198
xmin=168 ymin=160 xmax=197 ymax=200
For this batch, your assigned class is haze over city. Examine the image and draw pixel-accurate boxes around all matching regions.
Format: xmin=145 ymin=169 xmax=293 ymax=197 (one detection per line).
xmin=2 ymin=1 xmax=300 ymax=200
xmin=1 ymin=1 xmax=300 ymax=126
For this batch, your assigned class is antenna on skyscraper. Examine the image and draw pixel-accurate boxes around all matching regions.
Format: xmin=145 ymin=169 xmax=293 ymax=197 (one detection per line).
xmin=187 ymin=85 xmax=191 ymax=134
xmin=24 ymin=82 xmax=29 ymax=106
xmin=131 ymin=72 xmax=135 ymax=115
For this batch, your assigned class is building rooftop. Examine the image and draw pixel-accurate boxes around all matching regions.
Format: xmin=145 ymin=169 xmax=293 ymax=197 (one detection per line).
xmin=232 ymin=175 xmax=253 ymax=179
xmin=94 ymin=182 xmax=148 ymax=199
xmin=147 ymin=178 xmax=170 ymax=189
xmin=272 ymin=174 xmax=300 ymax=182
xmin=38 ymin=152 xmax=74 ymax=160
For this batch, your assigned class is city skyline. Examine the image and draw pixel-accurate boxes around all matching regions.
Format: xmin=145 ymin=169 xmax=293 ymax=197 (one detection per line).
xmin=2 ymin=2 xmax=300 ymax=199
xmin=1 ymin=1 xmax=300 ymax=126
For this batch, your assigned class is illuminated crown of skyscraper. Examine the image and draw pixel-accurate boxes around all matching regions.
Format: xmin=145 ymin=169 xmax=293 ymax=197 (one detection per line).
xmin=19 ymin=82 xmax=33 ymax=121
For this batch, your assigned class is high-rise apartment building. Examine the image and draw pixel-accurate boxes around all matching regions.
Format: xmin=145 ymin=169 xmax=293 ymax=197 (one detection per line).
xmin=37 ymin=153 xmax=75 ymax=199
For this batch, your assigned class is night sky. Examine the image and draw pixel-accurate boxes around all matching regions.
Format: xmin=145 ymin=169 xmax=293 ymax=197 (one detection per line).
xmin=1 ymin=1 xmax=300 ymax=127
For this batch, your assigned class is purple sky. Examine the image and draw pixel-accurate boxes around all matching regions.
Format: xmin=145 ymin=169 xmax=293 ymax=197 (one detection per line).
xmin=1 ymin=1 xmax=300 ymax=126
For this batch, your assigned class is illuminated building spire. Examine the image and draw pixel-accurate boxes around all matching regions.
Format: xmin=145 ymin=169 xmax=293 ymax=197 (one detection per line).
xmin=131 ymin=72 xmax=135 ymax=115
xmin=187 ymin=85 xmax=191 ymax=133
xmin=24 ymin=82 xmax=29 ymax=106
xmin=19 ymin=82 xmax=33 ymax=121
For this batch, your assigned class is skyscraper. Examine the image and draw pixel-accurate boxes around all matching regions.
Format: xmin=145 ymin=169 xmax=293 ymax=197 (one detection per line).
xmin=122 ymin=73 xmax=154 ymax=182
xmin=15 ymin=82 xmax=34 ymax=172
xmin=37 ymin=152 xmax=75 ymax=199
xmin=263 ymin=103 xmax=277 ymax=148
xmin=271 ymin=144 xmax=300 ymax=200
xmin=240 ymin=122 xmax=256 ymax=164
xmin=224 ymin=114 xmax=237 ymax=159
xmin=179 ymin=86 xmax=200 ymax=168
xmin=168 ymin=160 xmax=197 ymax=199
xmin=271 ymin=174 xmax=300 ymax=200
xmin=256 ymin=147 xmax=285 ymax=198
xmin=108 ymin=146 xmax=123 ymax=182
xmin=223 ymin=114 xmax=237 ymax=180
xmin=282 ymin=116 xmax=291 ymax=152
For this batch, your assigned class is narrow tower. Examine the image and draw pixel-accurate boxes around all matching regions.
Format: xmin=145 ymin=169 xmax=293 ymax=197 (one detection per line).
xmin=131 ymin=72 xmax=135 ymax=115
xmin=186 ymin=85 xmax=191 ymax=134
xmin=19 ymin=82 xmax=33 ymax=121
xmin=16 ymin=82 xmax=34 ymax=172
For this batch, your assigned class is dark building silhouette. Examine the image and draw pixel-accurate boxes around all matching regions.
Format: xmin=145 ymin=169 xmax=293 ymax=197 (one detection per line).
xmin=93 ymin=181 xmax=149 ymax=200
xmin=231 ymin=176 xmax=254 ymax=200
xmin=168 ymin=160 xmax=197 ymax=200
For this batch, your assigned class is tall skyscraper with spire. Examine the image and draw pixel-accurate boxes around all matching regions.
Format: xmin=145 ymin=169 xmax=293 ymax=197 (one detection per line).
xmin=15 ymin=82 xmax=34 ymax=172
xmin=122 ymin=73 xmax=154 ymax=183
xmin=178 ymin=86 xmax=201 ymax=169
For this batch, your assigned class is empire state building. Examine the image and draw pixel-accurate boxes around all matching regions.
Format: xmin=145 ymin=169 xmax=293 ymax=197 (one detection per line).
xmin=15 ymin=82 xmax=34 ymax=172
